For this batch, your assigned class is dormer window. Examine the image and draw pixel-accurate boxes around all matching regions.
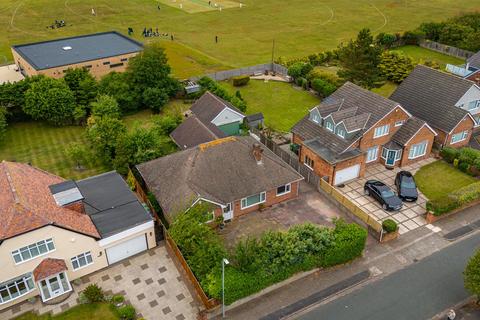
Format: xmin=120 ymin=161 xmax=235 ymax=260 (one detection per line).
xmin=395 ymin=120 xmax=404 ymax=127
xmin=337 ymin=128 xmax=346 ymax=138
xmin=312 ymin=114 xmax=320 ymax=124
xmin=325 ymin=121 xmax=334 ymax=131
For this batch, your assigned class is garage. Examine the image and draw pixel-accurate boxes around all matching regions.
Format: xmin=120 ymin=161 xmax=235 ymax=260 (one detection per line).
xmin=106 ymin=234 xmax=148 ymax=264
xmin=334 ymin=164 xmax=360 ymax=185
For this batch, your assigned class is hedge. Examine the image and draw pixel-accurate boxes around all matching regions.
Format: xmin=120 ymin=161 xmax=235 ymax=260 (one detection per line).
xmin=232 ymin=75 xmax=250 ymax=87
xmin=382 ymin=219 xmax=398 ymax=233
xmin=427 ymin=181 xmax=480 ymax=216
xmin=440 ymin=147 xmax=459 ymax=163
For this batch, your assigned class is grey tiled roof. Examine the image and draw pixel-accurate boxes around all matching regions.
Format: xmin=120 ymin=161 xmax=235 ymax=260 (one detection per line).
xmin=303 ymin=139 xmax=363 ymax=164
xmin=170 ymin=115 xmax=225 ymax=150
xmin=391 ymin=117 xmax=429 ymax=146
xmin=331 ymin=107 xmax=358 ymax=123
xmin=190 ymin=91 xmax=244 ymax=123
xmin=136 ymin=136 xmax=303 ymax=220
xmin=390 ymin=65 xmax=472 ymax=132
xmin=341 ymin=113 xmax=370 ymax=132
xmin=468 ymin=51 xmax=480 ymax=70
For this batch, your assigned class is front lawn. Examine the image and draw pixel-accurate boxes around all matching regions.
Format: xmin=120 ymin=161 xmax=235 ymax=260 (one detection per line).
xmin=392 ymin=45 xmax=464 ymax=69
xmin=14 ymin=303 xmax=118 ymax=320
xmin=221 ymin=80 xmax=319 ymax=132
xmin=414 ymin=160 xmax=477 ymax=201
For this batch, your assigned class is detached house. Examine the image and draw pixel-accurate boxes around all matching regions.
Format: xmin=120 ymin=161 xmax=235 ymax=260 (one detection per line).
xmin=136 ymin=136 xmax=303 ymax=222
xmin=0 ymin=162 xmax=154 ymax=310
xmin=170 ymin=91 xmax=245 ymax=150
xmin=390 ymin=65 xmax=477 ymax=148
xmin=292 ymin=82 xmax=436 ymax=185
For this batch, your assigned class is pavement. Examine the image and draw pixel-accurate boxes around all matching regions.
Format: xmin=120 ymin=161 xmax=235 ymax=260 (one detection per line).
xmin=0 ymin=64 xmax=24 ymax=84
xmin=219 ymin=203 xmax=480 ymax=320
xmin=339 ymin=158 xmax=436 ymax=235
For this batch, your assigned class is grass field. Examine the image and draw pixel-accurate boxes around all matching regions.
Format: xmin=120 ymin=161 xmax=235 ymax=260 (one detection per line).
xmin=0 ymin=0 xmax=478 ymax=77
xmin=221 ymin=79 xmax=319 ymax=131
xmin=14 ymin=303 xmax=118 ymax=320
xmin=392 ymin=45 xmax=464 ymax=69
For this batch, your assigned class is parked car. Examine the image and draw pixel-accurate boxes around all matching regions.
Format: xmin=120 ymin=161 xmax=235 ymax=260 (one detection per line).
xmin=395 ymin=171 xmax=418 ymax=202
xmin=364 ymin=180 xmax=403 ymax=211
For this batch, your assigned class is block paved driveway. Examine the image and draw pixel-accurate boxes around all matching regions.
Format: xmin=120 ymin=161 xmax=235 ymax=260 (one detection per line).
xmin=0 ymin=244 xmax=200 ymax=320
xmin=338 ymin=158 xmax=440 ymax=235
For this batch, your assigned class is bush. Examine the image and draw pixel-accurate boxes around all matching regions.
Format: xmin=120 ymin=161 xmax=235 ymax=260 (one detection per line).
xmin=402 ymin=30 xmax=424 ymax=45
xmin=440 ymin=147 xmax=459 ymax=163
xmin=459 ymin=162 xmax=470 ymax=173
xmin=295 ymin=77 xmax=308 ymax=88
xmin=288 ymin=62 xmax=313 ymax=79
xmin=117 ymin=305 xmax=136 ymax=320
xmin=112 ymin=295 xmax=125 ymax=305
xmin=232 ymin=75 xmax=250 ymax=86
xmin=382 ymin=219 xmax=398 ymax=233
xmin=379 ymin=51 xmax=414 ymax=83
xmin=376 ymin=32 xmax=398 ymax=48
xmin=451 ymin=182 xmax=480 ymax=205
xmin=427 ymin=197 xmax=460 ymax=216
xmin=0 ymin=107 xmax=7 ymax=144
xmin=459 ymin=148 xmax=480 ymax=166
xmin=311 ymin=78 xmax=337 ymax=97
xmin=197 ymin=77 xmax=247 ymax=112
xmin=83 ymin=284 xmax=104 ymax=303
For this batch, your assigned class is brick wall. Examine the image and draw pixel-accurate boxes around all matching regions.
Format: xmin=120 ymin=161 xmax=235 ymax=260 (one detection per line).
xmin=400 ymin=125 xmax=435 ymax=166
xmin=444 ymin=116 xmax=475 ymax=148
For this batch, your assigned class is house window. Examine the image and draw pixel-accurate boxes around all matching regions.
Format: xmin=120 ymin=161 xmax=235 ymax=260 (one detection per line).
xmin=374 ymin=124 xmax=390 ymax=138
xmin=325 ymin=121 xmax=334 ymax=131
xmin=121 ymin=58 xmax=128 ymax=62
xmin=241 ymin=192 xmax=266 ymax=209
xmin=12 ymin=239 xmax=55 ymax=264
xmin=467 ymin=100 xmax=480 ymax=110
xmin=451 ymin=131 xmax=469 ymax=144
xmin=71 ymin=252 xmax=93 ymax=270
xmin=408 ymin=141 xmax=428 ymax=159
xmin=395 ymin=120 xmax=404 ymax=127
xmin=0 ymin=274 xmax=35 ymax=304
xmin=381 ymin=147 xmax=388 ymax=159
xmin=102 ymin=61 xmax=110 ymax=65
xmin=396 ymin=150 xmax=402 ymax=160
xmin=109 ymin=63 xmax=124 ymax=68
xmin=337 ymin=128 xmax=346 ymax=138
xmin=277 ymin=183 xmax=291 ymax=196
xmin=366 ymin=146 xmax=379 ymax=163
xmin=311 ymin=113 xmax=320 ymax=123
xmin=304 ymin=155 xmax=314 ymax=170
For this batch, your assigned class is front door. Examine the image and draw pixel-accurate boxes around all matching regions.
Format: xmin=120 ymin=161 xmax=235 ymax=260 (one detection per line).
xmin=223 ymin=203 xmax=233 ymax=221
xmin=38 ymin=272 xmax=71 ymax=302
xmin=386 ymin=150 xmax=396 ymax=166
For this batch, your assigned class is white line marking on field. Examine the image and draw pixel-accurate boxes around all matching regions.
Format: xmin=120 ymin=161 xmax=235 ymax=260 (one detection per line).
xmin=370 ymin=3 xmax=387 ymax=32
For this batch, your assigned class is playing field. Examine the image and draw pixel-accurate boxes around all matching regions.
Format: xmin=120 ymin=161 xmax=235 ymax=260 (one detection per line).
xmin=0 ymin=0 xmax=479 ymax=77
xmin=157 ymin=0 xmax=242 ymax=14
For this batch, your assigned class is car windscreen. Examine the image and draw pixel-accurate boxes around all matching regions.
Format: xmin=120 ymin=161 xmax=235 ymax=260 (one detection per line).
xmin=381 ymin=190 xmax=395 ymax=198
xmin=401 ymin=178 xmax=416 ymax=189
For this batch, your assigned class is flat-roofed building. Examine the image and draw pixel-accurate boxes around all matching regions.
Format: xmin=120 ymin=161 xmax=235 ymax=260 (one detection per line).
xmin=11 ymin=31 xmax=143 ymax=78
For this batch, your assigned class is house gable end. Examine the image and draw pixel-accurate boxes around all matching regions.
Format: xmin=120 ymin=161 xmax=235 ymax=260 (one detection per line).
xmin=211 ymin=107 xmax=245 ymax=126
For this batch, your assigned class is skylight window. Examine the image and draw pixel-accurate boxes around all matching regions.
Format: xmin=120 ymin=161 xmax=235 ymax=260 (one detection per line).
xmin=62 ymin=46 xmax=72 ymax=51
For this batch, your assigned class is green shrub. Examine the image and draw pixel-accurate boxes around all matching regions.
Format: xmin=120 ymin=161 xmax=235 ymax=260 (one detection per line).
xmin=296 ymin=77 xmax=308 ymax=88
xmin=459 ymin=162 xmax=470 ymax=173
xmin=197 ymin=77 xmax=247 ymax=112
xmin=451 ymin=182 xmax=480 ymax=205
xmin=382 ymin=219 xmax=398 ymax=233
xmin=117 ymin=305 xmax=136 ymax=320
xmin=311 ymin=78 xmax=337 ymax=97
xmin=459 ymin=148 xmax=480 ymax=165
xmin=232 ymin=75 xmax=250 ymax=86
xmin=440 ymin=147 xmax=460 ymax=163
xmin=83 ymin=284 xmax=104 ymax=303
xmin=427 ymin=197 xmax=460 ymax=216
xmin=379 ymin=51 xmax=414 ymax=83
xmin=402 ymin=30 xmax=424 ymax=45
xmin=454 ymin=158 xmax=459 ymax=168
xmin=288 ymin=62 xmax=313 ymax=79
xmin=112 ymin=295 xmax=125 ymax=305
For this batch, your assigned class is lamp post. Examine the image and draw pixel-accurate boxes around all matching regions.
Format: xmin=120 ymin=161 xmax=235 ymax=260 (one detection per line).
xmin=222 ymin=258 xmax=229 ymax=318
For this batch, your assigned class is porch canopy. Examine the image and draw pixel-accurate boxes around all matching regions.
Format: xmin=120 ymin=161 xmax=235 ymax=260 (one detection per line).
xmin=33 ymin=258 xmax=67 ymax=281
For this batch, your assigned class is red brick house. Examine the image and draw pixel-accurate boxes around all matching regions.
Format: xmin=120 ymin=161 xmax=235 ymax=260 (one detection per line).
xmin=292 ymin=82 xmax=436 ymax=185
xmin=135 ymin=136 xmax=304 ymax=222
xmin=391 ymin=65 xmax=477 ymax=147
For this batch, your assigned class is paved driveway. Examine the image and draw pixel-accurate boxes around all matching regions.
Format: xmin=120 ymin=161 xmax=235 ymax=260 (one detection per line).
xmin=219 ymin=181 xmax=350 ymax=247
xmin=2 ymin=244 xmax=200 ymax=320
xmin=338 ymin=158 xmax=437 ymax=235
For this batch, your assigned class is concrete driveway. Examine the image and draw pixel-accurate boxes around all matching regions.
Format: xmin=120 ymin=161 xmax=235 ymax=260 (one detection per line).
xmin=219 ymin=181 xmax=350 ymax=247
xmin=338 ymin=158 xmax=437 ymax=235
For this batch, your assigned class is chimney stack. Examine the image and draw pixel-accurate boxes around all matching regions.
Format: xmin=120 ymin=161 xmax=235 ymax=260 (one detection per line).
xmin=252 ymin=143 xmax=264 ymax=164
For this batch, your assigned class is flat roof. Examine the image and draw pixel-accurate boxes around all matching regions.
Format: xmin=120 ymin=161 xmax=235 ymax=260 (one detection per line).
xmin=12 ymin=31 xmax=143 ymax=70
xmin=76 ymin=171 xmax=152 ymax=238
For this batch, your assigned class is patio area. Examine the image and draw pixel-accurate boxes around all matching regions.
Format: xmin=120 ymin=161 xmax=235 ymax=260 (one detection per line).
xmin=218 ymin=181 xmax=349 ymax=248
xmin=338 ymin=157 xmax=437 ymax=235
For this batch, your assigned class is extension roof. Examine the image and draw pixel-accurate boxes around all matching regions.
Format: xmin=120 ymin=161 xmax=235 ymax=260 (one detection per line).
xmin=76 ymin=171 xmax=152 ymax=238
xmin=190 ymin=91 xmax=244 ymax=123
xmin=136 ymin=136 xmax=303 ymax=220
xmin=467 ymin=51 xmax=480 ymax=70
xmin=0 ymin=161 xmax=99 ymax=241
xmin=33 ymin=258 xmax=67 ymax=281
xmin=390 ymin=65 xmax=474 ymax=132
xmin=391 ymin=117 xmax=434 ymax=146
xmin=12 ymin=31 xmax=143 ymax=70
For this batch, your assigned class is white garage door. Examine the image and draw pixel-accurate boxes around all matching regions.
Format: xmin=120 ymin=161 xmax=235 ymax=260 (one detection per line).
xmin=334 ymin=164 xmax=360 ymax=185
xmin=106 ymin=234 xmax=147 ymax=264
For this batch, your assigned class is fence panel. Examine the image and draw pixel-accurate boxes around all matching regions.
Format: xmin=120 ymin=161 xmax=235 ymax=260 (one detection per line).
xmin=190 ymin=63 xmax=288 ymax=82
xmin=419 ymin=40 xmax=474 ymax=59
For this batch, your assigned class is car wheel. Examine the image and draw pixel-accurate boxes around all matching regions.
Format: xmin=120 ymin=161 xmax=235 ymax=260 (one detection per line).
xmin=364 ymin=188 xmax=370 ymax=196
xmin=382 ymin=203 xmax=388 ymax=210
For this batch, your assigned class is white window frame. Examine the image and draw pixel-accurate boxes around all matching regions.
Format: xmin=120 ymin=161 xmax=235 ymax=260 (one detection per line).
xmin=12 ymin=239 xmax=55 ymax=265
xmin=467 ymin=100 xmax=479 ymax=111
xmin=408 ymin=141 xmax=428 ymax=159
xmin=276 ymin=183 xmax=291 ymax=196
xmin=0 ymin=274 xmax=35 ymax=304
xmin=312 ymin=114 xmax=320 ymax=124
xmin=373 ymin=124 xmax=390 ymax=138
xmin=304 ymin=155 xmax=314 ymax=170
xmin=241 ymin=192 xmax=266 ymax=209
xmin=71 ymin=252 xmax=93 ymax=271
xmin=337 ymin=128 xmax=346 ymax=138
xmin=325 ymin=121 xmax=334 ymax=132
xmin=38 ymin=272 xmax=72 ymax=302
xmin=395 ymin=120 xmax=404 ymax=127
xmin=366 ymin=146 xmax=379 ymax=163
xmin=450 ymin=130 xmax=469 ymax=144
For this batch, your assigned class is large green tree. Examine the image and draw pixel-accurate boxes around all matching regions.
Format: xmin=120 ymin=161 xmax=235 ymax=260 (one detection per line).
xmin=64 ymin=68 xmax=98 ymax=108
xmin=86 ymin=117 xmax=126 ymax=163
xmin=24 ymin=77 xmax=76 ymax=126
xmin=0 ymin=106 xmax=7 ymax=143
xmin=465 ymin=248 xmax=480 ymax=302
xmin=0 ymin=75 xmax=44 ymax=121
xmin=90 ymin=95 xmax=121 ymax=120
xmin=98 ymin=72 xmax=139 ymax=113
xmin=337 ymin=28 xmax=384 ymax=89
xmin=379 ymin=51 xmax=414 ymax=83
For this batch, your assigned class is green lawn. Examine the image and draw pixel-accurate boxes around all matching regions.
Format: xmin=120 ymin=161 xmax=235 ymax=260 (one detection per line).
xmin=0 ymin=0 xmax=478 ymax=77
xmin=414 ymin=160 xmax=477 ymax=201
xmin=392 ymin=45 xmax=464 ymax=69
xmin=14 ymin=303 xmax=118 ymax=320
xmin=221 ymin=80 xmax=319 ymax=132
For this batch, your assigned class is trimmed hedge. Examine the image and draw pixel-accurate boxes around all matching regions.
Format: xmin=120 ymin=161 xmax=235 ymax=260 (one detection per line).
xmin=427 ymin=181 xmax=480 ymax=216
xmin=440 ymin=147 xmax=459 ymax=163
xmin=232 ymin=75 xmax=250 ymax=87
xmin=382 ymin=219 xmax=398 ymax=233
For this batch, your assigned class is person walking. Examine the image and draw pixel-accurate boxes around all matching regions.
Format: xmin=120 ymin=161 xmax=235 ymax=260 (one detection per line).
xmin=171 ymin=34 xmax=174 ymax=41
xmin=215 ymin=35 xmax=218 ymax=43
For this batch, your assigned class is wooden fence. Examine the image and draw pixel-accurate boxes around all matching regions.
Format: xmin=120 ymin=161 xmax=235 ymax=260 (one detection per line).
xmin=419 ymin=40 xmax=474 ymax=60
xmin=190 ymin=62 xmax=288 ymax=82
xmin=163 ymin=225 xmax=219 ymax=310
